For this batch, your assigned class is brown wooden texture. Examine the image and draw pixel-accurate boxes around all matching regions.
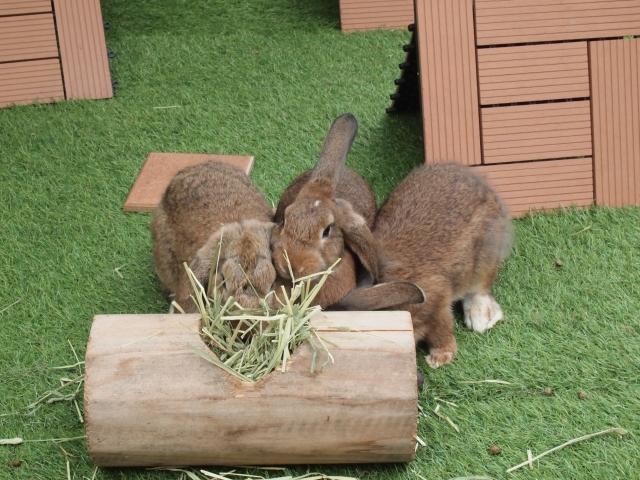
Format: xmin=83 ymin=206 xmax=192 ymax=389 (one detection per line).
xmin=339 ymin=0 xmax=414 ymax=32
xmin=591 ymin=38 xmax=640 ymax=207
xmin=477 ymin=42 xmax=590 ymax=105
xmin=475 ymin=0 xmax=640 ymax=46
xmin=123 ymin=152 xmax=255 ymax=212
xmin=53 ymin=0 xmax=113 ymax=100
xmin=84 ymin=312 xmax=418 ymax=467
xmin=0 ymin=0 xmax=52 ymax=16
xmin=415 ymin=0 xmax=480 ymax=165
xmin=481 ymin=101 xmax=592 ymax=164
xmin=475 ymin=158 xmax=594 ymax=216
xmin=0 ymin=14 xmax=58 ymax=63
xmin=0 ymin=59 xmax=64 ymax=107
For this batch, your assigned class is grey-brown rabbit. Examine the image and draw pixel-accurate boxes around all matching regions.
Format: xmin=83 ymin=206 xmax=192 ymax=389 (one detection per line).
xmin=334 ymin=163 xmax=513 ymax=368
xmin=151 ymin=161 xmax=276 ymax=312
xmin=270 ymin=113 xmax=379 ymax=308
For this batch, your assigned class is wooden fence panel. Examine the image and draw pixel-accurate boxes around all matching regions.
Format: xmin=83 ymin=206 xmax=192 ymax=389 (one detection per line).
xmin=415 ymin=0 xmax=481 ymax=165
xmin=477 ymin=42 xmax=590 ymax=105
xmin=475 ymin=158 xmax=594 ymax=216
xmin=475 ymin=0 xmax=640 ymax=46
xmin=0 ymin=0 xmax=52 ymax=16
xmin=481 ymin=101 xmax=592 ymax=163
xmin=0 ymin=59 xmax=64 ymax=108
xmin=53 ymin=0 xmax=113 ymax=100
xmin=590 ymin=38 xmax=640 ymax=207
xmin=340 ymin=0 xmax=414 ymax=32
xmin=0 ymin=14 xmax=58 ymax=63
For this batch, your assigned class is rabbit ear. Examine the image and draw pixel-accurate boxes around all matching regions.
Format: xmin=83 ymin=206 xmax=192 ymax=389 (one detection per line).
xmin=309 ymin=113 xmax=358 ymax=190
xmin=333 ymin=281 xmax=425 ymax=311
xmin=336 ymin=199 xmax=379 ymax=283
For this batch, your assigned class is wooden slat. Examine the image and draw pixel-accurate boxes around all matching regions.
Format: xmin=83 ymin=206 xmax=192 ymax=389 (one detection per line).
xmin=478 ymin=43 xmax=590 ymax=104
xmin=53 ymin=0 xmax=113 ymax=100
xmin=591 ymin=38 xmax=640 ymax=207
xmin=475 ymin=158 xmax=594 ymax=216
xmin=339 ymin=0 xmax=414 ymax=32
xmin=0 ymin=14 xmax=58 ymax=63
xmin=475 ymin=0 xmax=640 ymax=45
xmin=415 ymin=0 xmax=481 ymax=165
xmin=481 ymin=101 xmax=592 ymax=163
xmin=85 ymin=313 xmax=418 ymax=467
xmin=0 ymin=58 xmax=63 ymax=108
xmin=0 ymin=0 xmax=52 ymax=16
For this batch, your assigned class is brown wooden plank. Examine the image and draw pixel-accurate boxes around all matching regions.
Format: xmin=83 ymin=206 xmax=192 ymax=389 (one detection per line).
xmin=591 ymin=38 xmax=640 ymax=207
xmin=478 ymin=43 xmax=589 ymax=104
xmin=415 ymin=0 xmax=480 ymax=165
xmin=123 ymin=152 xmax=255 ymax=212
xmin=85 ymin=312 xmax=418 ymax=467
xmin=0 ymin=14 xmax=58 ymax=63
xmin=339 ymin=0 xmax=413 ymax=32
xmin=0 ymin=0 xmax=52 ymax=16
xmin=475 ymin=0 xmax=640 ymax=45
xmin=481 ymin=101 xmax=592 ymax=163
xmin=53 ymin=0 xmax=113 ymax=100
xmin=474 ymin=158 xmax=594 ymax=216
xmin=0 ymin=59 xmax=63 ymax=108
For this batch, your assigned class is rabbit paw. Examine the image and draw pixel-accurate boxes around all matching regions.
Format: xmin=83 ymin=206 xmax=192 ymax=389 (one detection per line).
xmin=426 ymin=349 xmax=455 ymax=369
xmin=463 ymin=293 xmax=503 ymax=333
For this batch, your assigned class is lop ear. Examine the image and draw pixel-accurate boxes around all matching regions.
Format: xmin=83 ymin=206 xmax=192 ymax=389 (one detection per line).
xmin=331 ymin=281 xmax=425 ymax=311
xmin=336 ymin=199 xmax=379 ymax=283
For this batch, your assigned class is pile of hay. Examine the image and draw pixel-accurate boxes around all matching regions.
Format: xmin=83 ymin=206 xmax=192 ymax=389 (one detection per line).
xmin=183 ymin=245 xmax=337 ymax=382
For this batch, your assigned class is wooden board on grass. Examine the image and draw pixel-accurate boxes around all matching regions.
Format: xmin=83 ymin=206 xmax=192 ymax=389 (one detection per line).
xmin=84 ymin=311 xmax=418 ymax=467
xmin=123 ymin=152 xmax=255 ymax=212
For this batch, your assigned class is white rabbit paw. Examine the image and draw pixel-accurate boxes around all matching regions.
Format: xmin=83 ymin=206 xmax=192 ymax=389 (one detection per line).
xmin=463 ymin=293 xmax=503 ymax=333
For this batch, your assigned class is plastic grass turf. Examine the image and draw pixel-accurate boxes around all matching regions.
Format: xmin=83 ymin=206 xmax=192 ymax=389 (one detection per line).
xmin=0 ymin=0 xmax=638 ymax=478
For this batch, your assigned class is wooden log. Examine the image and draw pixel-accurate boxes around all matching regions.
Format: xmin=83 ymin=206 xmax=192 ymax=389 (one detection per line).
xmin=84 ymin=312 xmax=418 ymax=467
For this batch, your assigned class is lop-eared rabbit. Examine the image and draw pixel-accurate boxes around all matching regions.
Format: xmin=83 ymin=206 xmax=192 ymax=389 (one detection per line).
xmin=151 ymin=161 xmax=276 ymax=312
xmin=270 ymin=113 xmax=379 ymax=308
xmin=335 ymin=163 xmax=513 ymax=368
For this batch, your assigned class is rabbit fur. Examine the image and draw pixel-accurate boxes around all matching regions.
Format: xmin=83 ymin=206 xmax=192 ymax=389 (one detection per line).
xmin=334 ymin=162 xmax=513 ymax=368
xmin=151 ymin=161 xmax=276 ymax=313
xmin=270 ymin=113 xmax=379 ymax=309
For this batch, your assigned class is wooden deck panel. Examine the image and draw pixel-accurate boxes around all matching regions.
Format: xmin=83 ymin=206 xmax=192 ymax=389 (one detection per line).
xmin=415 ymin=0 xmax=480 ymax=165
xmin=475 ymin=0 xmax=640 ymax=45
xmin=481 ymin=101 xmax=592 ymax=163
xmin=590 ymin=38 xmax=640 ymax=207
xmin=0 ymin=0 xmax=52 ymax=16
xmin=475 ymin=158 xmax=594 ymax=216
xmin=340 ymin=0 xmax=414 ymax=32
xmin=0 ymin=14 xmax=58 ymax=63
xmin=0 ymin=59 xmax=64 ymax=107
xmin=477 ymin=43 xmax=590 ymax=105
xmin=123 ymin=153 xmax=255 ymax=212
xmin=53 ymin=0 xmax=113 ymax=100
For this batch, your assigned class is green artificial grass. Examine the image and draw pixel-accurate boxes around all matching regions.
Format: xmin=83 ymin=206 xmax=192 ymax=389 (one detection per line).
xmin=0 ymin=0 xmax=638 ymax=478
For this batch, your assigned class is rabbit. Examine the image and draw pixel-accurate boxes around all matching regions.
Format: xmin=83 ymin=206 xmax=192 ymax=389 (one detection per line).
xmin=269 ymin=113 xmax=379 ymax=309
xmin=151 ymin=161 xmax=276 ymax=313
xmin=332 ymin=162 xmax=513 ymax=369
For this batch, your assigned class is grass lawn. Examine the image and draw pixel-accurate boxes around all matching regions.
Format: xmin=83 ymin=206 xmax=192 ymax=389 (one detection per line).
xmin=1 ymin=0 xmax=638 ymax=479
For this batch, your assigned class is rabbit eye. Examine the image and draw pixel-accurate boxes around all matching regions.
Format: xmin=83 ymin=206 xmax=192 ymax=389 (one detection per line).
xmin=322 ymin=225 xmax=333 ymax=239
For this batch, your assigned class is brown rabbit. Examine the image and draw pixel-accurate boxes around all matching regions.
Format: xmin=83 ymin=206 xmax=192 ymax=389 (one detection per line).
xmin=270 ymin=113 xmax=379 ymax=308
xmin=151 ymin=161 xmax=276 ymax=312
xmin=333 ymin=163 xmax=513 ymax=368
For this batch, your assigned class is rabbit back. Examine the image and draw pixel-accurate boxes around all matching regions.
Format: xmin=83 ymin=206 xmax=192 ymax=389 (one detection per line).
xmin=274 ymin=168 xmax=377 ymax=228
xmin=151 ymin=161 xmax=273 ymax=296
